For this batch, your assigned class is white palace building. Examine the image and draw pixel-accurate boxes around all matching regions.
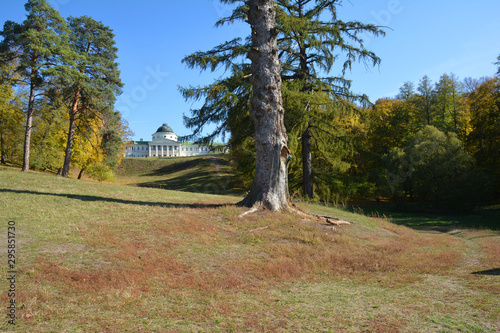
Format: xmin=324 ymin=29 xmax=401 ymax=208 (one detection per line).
xmin=125 ymin=123 xmax=226 ymax=158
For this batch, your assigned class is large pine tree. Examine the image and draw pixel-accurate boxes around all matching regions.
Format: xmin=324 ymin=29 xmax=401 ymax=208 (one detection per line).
xmin=275 ymin=0 xmax=383 ymax=198
xmin=60 ymin=15 xmax=123 ymax=177
xmin=181 ymin=0 xmax=384 ymax=201
xmin=241 ymin=0 xmax=291 ymax=211
xmin=0 ymin=0 xmax=72 ymax=172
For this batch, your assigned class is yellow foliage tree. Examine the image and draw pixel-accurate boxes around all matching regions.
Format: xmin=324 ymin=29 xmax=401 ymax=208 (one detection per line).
xmin=465 ymin=78 xmax=500 ymax=188
xmin=0 ymin=75 xmax=24 ymax=165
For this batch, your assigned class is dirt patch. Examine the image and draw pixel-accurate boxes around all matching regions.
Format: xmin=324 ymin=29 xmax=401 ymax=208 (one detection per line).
xmin=40 ymin=243 xmax=86 ymax=254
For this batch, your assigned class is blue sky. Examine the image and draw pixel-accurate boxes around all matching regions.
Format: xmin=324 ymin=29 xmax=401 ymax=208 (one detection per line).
xmin=1 ymin=0 xmax=499 ymax=142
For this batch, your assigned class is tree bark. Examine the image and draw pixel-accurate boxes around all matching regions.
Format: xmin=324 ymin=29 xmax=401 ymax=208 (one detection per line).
xmin=240 ymin=0 xmax=291 ymax=211
xmin=61 ymin=89 xmax=80 ymax=177
xmin=302 ymin=125 xmax=313 ymax=198
xmin=1 ymin=131 xmax=5 ymax=165
xmin=22 ymin=78 xmax=36 ymax=172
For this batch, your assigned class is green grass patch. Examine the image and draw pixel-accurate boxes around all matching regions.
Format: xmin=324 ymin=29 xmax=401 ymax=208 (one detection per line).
xmin=0 ymin=166 xmax=499 ymax=332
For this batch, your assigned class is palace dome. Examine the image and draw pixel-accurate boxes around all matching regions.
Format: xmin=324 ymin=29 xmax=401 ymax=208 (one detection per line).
xmin=155 ymin=123 xmax=174 ymax=134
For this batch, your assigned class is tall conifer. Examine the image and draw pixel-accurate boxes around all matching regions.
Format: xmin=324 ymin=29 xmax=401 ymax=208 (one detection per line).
xmin=181 ymin=0 xmax=384 ymax=200
xmin=60 ymin=16 xmax=123 ymax=177
xmin=0 ymin=0 xmax=72 ymax=171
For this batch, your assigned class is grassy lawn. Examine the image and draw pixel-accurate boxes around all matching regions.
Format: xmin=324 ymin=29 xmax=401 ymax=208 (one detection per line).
xmin=0 ymin=165 xmax=499 ymax=332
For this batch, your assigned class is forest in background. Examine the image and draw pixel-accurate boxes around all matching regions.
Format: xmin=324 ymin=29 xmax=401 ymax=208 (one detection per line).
xmin=225 ymin=72 xmax=500 ymax=211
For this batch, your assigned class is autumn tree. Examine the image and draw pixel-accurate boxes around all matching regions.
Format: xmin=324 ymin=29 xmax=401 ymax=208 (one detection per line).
xmin=465 ymin=78 xmax=500 ymax=189
xmin=29 ymin=90 xmax=67 ymax=171
xmin=0 ymin=0 xmax=72 ymax=172
xmin=0 ymin=66 xmax=24 ymax=164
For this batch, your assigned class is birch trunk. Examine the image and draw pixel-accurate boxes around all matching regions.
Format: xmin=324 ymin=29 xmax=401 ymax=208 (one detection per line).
xmin=240 ymin=0 xmax=291 ymax=211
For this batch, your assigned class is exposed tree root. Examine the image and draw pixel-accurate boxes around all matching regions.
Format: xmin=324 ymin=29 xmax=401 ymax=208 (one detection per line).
xmin=238 ymin=205 xmax=261 ymax=218
xmin=238 ymin=201 xmax=352 ymax=227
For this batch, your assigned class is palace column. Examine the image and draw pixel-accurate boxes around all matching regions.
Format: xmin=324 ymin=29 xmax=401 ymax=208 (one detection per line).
xmin=161 ymin=145 xmax=164 ymax=157
xmin=148 ymin=145 xmax=151 ymax=157
xmin=155 ymin=145 xmax=158 ymax=157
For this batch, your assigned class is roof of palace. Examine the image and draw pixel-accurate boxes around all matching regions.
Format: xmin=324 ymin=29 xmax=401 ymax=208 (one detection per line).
xmin=155 ymin=123 xmax=174 ymax=134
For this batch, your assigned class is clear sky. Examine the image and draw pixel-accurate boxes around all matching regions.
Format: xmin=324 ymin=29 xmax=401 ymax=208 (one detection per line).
xmin=1 ymin=0 xmax=499 ymax=141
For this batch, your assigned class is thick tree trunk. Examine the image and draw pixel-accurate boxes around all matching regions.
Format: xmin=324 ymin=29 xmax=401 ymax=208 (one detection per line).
xmin=61 ymin=89 xmax=80 ymax=177
xmin=22 ymin=80 xmax=36 ymax=172
xmin=302 ymin=125 xmax=313 ymax=198
xmin=240 ymin=0 xmax=291 ymax=211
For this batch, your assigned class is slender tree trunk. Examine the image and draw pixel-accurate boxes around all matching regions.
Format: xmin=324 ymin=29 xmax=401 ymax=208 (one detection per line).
xmin=302 ymin=125 xmax=313 ymax=198
xmin=240 ymin=0 xmax=291 ymax=211
xmin=77 ymin=168 xmax=84 ymax=179
xmin=22 ymin=79 xmax=36 ymax=172
xmin=296 ymin=2 xmax=314 ymax=199
xmin=61 ymin=89 xmax=80 ymax=177
xmin=1 ymin=131 xmax=6 ymax=165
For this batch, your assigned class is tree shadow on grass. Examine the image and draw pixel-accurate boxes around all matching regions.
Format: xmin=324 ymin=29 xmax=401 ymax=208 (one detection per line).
xmin=137 ymin=169 xmax=243 ymax=195
xmin=471 ymin=268 xmax=500 ymax=276
xmin=136 ymin=157 xmax=246 ymax=196
xmin=0 ymin=188 xmax=235 ymax=209
xmin=145 ymin=157 xmax=227 ymax=177
xmin=344 ymin=203 xmax=500 ymax=230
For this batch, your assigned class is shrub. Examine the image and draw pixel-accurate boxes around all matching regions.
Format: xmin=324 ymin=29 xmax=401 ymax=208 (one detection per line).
xmin=86 ymin=164 xmax=115 ymax=182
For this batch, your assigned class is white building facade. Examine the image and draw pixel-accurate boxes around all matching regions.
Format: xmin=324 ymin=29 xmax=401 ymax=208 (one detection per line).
xmin=125 ymin=123 xmax=226 ymax=158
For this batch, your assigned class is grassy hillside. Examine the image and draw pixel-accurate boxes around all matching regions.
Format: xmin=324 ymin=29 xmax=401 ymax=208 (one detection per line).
xmin=0 ymin=165 xmax=499 ymax=332
xmin=115 ymin=155 xmax=246 ymax=196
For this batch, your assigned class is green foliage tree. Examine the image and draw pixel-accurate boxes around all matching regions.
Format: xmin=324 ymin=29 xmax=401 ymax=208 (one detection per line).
xmin=384 ymin=126 xmax=492 ymax=211
xmin=396 ymin=81 xmax=415 ymax=100
xmin=181 ymin=0 xmax=384 ymax=202
xmin=240 ymin=0 xmax=291 ymax=210
xmin=60 ymin=15 xmax=123 ymax=177
xmin=275 ymin=0 xmax=384 ymax=199
xmin=433 ymin=73 xmax=465 ymax=133
xmin=0 ymin=0 xmax=72 ymax=172
xmin=415 ymin=75 xmax=435 ymax=126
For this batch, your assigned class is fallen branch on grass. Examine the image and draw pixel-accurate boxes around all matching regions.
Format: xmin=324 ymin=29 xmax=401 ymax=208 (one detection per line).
xmin=320 ymin=215 xmax=352 ymax=226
